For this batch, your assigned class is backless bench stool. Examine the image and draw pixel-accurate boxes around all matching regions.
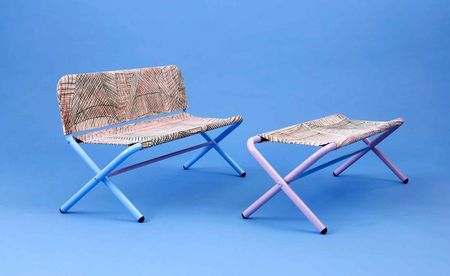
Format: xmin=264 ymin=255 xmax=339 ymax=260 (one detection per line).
xmin=241 ymin=114 xmax=408 ymax=234
xmin=57 ymin=65 xmax=245 ymax=222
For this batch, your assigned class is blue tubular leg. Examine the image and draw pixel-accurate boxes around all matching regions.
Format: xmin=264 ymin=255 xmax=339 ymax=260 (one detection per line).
xmin=183 ymin=122 xmax=241 ymax=169
xmin=60 ymin=136 xmax=144 ymax=222
xmin=183 ymin=123 xmax=245 ymax=176
xmin=290 ymin=147 xmax=370 ymax=182
xmin=200 ymin=132 xmax=246 ymax=176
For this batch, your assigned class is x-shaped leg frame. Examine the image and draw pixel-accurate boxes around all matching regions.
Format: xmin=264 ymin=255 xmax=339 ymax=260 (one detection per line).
xmin=60 ymin=122 xmax=245 ymax=222
xmin=333 ymin=126 xmax=408 ymax=183
xmin=242 ymin=126 xmax=408 ymax=234
xmin=60 ymin=135 xmax=145 ymax=222
xmin=183 ymin=122 xmax=246 ymax=177
xmin=242 ymin=136 xmax=336 ymax=234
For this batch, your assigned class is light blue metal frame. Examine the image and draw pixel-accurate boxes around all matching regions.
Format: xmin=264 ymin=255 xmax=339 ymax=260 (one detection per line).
xmin=59 ymin=122 xmax=244 ymax=222
xmin=183 ymin=122 xmax=246 ymax=176
xmin=60 ymin=136 xmax=145 ymax=222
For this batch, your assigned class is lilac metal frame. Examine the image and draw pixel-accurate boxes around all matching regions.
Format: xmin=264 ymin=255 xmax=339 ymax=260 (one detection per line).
xmin=60 ymin=122 xmax=245 ymax=222
xmin=242 ymin=126 xmax=408 ymax=234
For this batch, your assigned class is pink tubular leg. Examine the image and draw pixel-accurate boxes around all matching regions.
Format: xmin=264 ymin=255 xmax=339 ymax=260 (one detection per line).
xmin=332 ymin=148 xmax=371 ymax=176
xmin=333 ymin=126 xmax=399 ymax=176
xmin=242 ymin=136 xmax=336 ymax=234
xmin=362 ymin=138 xmax=408 ymax=183
xmin=333 ymin=126 xmax=408 ymax=183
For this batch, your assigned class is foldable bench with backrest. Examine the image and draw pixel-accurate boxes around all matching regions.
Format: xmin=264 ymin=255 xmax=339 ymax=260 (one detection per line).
xmin=57 ymin=65 xmax=245 ymax=222
xmin=242 ymin=114 xmax=408 ymax=234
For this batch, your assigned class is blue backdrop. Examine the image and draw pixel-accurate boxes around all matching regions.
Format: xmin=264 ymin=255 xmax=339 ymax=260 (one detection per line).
xmin=1 ymin=0 xmax=449 ymax=275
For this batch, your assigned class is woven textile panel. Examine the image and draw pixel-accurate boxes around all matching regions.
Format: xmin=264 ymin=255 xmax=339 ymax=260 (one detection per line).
xmin=74 ymin=112 xmax=243 ymax=148
xmin=259 ymin=114 xmax=404 ymax=148
xmin=57 ymin=65 xmax=188 ymax=134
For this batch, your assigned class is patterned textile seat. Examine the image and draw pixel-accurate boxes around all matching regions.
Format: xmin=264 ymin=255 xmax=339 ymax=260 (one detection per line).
xmin=259 ymin=114 xmax=404 ymax=148
xmin=75 ymin=112 xmax=243 ymax=148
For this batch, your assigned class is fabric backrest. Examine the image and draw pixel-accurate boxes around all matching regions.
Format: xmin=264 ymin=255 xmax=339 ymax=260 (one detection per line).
xmin=57 ymin=65 xmax=187 ymax=134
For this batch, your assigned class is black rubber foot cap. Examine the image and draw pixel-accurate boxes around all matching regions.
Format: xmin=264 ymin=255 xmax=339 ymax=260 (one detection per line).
xmin=332 ymin=172 xmax=338 ymax=177
xmin=59 ymin=208 xmax=65 ymax=214
xmin=138 ymin=216 xmax=145 ymax=223
xmin=320 ymin=228 xmax=328 ymax=235
xmin=241 ymin=213 xmax=248 ymax=219
xmin=403 ymin=178 xmax=409 ymax=184
xmin=240 ymin=172 xmax=247 ymax=177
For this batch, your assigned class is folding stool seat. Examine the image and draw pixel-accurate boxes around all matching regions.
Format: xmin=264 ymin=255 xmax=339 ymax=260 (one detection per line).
xmin=259 ymin=114 xmax=404 ymax=148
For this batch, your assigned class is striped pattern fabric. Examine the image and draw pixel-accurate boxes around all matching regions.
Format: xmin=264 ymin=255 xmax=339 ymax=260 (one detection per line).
xmin=57 ymin=65 xmax=187 ymax=134
xmin=75 ymin=112 xmax=243 ymax=148
xmin=259 ymin=114 xmax=404 ymax=148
